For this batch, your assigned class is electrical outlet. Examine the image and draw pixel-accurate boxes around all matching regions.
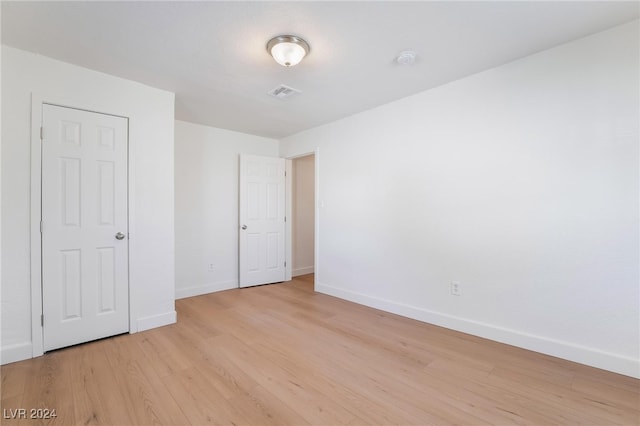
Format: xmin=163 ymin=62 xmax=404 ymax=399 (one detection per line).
xmin=207 ymin=263 xmax=215 ymax=272
xmin=451 ymin=281 xmax=461 ymax=296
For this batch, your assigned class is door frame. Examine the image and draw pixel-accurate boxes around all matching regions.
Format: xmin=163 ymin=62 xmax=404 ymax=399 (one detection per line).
xmin=29 ymin=94 xmax=133 ymax=357
xmin=284 ymin=148 xmax=320 ymax=287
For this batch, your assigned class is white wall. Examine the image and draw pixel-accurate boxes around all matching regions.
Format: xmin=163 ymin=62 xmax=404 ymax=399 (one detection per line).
xmin=174 ymin=120 xmax=278 ymax=298
xmin=1 ymin=46 xmax=176 ymax=364
xmin=280 ymin=21 xmax=639 ymax=377
xmin=292 ymin=155 xmax=315 ymax=276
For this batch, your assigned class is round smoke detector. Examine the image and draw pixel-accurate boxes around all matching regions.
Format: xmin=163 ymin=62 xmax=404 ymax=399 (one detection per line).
xmin=396 ymin=50 xmax=417 ymax=65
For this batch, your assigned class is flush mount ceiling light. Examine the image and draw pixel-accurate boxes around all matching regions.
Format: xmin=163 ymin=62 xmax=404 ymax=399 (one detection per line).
xmin=267 ymin=35 xmax=310 ymax=67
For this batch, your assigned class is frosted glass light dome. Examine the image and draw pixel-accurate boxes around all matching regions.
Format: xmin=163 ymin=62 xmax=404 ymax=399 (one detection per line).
xmin=267 ymin=35 xmax=310 ymax=67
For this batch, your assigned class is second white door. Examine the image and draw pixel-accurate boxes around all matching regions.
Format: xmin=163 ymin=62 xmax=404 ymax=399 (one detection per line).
xmin=239 ymin=155 xmax=286 ymax=287
xmin=41 ymin=104 xmax=129 ymax=351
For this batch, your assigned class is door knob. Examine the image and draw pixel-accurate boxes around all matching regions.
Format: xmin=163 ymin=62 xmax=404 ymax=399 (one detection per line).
xmin=115 ymin=232 xmax=126 ymax=240
xmin=241 ymin=225 xmax=247 ymax=230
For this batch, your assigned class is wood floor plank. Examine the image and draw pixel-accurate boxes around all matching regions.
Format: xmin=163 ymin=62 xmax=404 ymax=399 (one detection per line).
xmin=9 ymin=352 xmax=75 ymax=426
xmin=67 ymin=342 xmax=130 ymax=426
xmin=136 ymin=328 xmax=193 ymax=378
xmin=209 ymin=333 xmax=361 ymax=425
xmin=1 ymin=362 xmax=28 ymax=403
xmin=160 ymin=367 xmax=252 ymax=425
xmin=571 ymin=375 xmax=640 ymax=411
xmin=1 ymin=274 xmax=638 ymax=425
xmin=227 ymin=316 xmax=422 ymax=424
xmin=242 ymin=307 xmax=485 ymax=424
xmin=196 ymin=338 xmax=312 ymax=425
xmin=109 ymin=358 xmax=189 ymax=425
xmin=487 ymin=365 xmax=638 ymax=425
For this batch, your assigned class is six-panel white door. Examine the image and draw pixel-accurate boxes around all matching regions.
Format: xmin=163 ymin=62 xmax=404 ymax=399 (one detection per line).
xmin=239 ymin=155 xmax=286 ymax=288
xmin=42 ymin=104 xmax=129 ymax=351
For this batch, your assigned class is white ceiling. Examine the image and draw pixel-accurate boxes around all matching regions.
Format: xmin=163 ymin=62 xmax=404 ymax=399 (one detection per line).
xmin=2 ymin=1 xmax=638 ymax=139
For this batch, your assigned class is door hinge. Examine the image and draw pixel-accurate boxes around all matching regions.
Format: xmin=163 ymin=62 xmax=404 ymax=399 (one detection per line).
xmin=40 ymin=127 xmax=43 ymax=140
xmin=41 ymin=314 xmax=44 ymax=327
xmin=40 ymin=221 xmax=43 ymax=233
xmin=284 ymin=261 xmax=287 ymax=267
xmin=284 ymin=216 xmax=287 ymax=223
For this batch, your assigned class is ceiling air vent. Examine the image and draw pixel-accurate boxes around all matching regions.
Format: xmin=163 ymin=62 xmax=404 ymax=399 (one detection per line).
xmin=267 ymin=84 xmax=301 ymax=100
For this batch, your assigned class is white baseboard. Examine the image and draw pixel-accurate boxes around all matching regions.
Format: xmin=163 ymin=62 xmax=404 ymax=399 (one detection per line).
xmin=175 ymin=280 xmax=238 ymax=299
xmin=293 ymin=266 xmax=314 ymax=277
xmin=1 ymin=342 xmax=33 ymax=365
xmin=316 ymin=281 xmax=640 ymax=379
xmin=136 ymin=310 xmax=176 ymax=332
xmin=2 ymin=313 xmax=178 ymax=364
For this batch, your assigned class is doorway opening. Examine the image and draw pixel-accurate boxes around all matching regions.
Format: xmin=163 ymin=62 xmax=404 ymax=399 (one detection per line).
xmin=290 ymin=154 xmax=315 ymax=287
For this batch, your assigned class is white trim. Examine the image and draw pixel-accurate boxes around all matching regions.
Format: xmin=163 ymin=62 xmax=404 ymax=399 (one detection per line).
xmin=126 ymin=113 xmax=137 ymax=333
xmin=137 ymin=310 xmax=176 ymax=332
xmin=313 ymin=148 xmax=320 ymax=289
xmin=30 ymin=94 xmax=44 ymax=358
xmin=292 ymin=266 xmax=315 ymax=277
xmin=29 ymin=94 xmax=133 ymax=358
xmin=285 ymin=159 xmax=293 ymax=282
xmin=175 ymin=280 xmax=237 ymax=299
xmin=1 ymin=342 xmax=33 ymax=365
xmin=316 ymin=280 xmax=640 ymax=379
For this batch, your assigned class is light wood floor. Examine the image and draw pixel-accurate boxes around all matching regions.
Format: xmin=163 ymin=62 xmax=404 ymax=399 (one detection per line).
xmin=2 ymin=274 xmax=639 ymax=425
